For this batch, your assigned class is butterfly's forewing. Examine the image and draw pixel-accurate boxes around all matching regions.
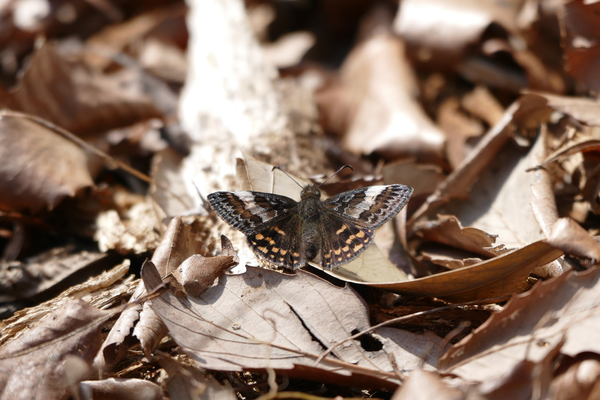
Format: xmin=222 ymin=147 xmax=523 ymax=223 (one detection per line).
xmin=247 ymin=215 xmax=304 ymax=269
xmin=321 ymin=185 xmax=413 ymax=229
xmin=207 ymin=191 xmax=297 ymax=234
xmin=319 ymin=213 xmax=374 ymax=269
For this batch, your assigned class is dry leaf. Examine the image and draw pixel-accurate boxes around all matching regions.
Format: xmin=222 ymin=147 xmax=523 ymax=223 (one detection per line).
xmin=96 ymin=216 xmax=206 ymax=366
xmin=1 ymin=260 xmax=132 ymax=347
xmin=391 ymin=370 xmax=464 ymax=400
xmin=366 ymin=241 xmax=563 ymax=303
xmin=383 ymin=159 xmax=445 ymax=198
xmin=0 ymin=300 xmax=106 ymax=400
xmin=547 ymin=217 xmax=600 ymax=263
xmin=0 ymin=246 xmax=110 ymax=305
xmin=338 ymin=33 xmax=445 ymax=164
xmin=548 ymin=358 xmax=600 ymax=400
xmin=80 ymin=378 xmax=164 ymax=400
xmin=394 ymin=0 xmax=523 ymax=67
xmin=0 ymin=114 xmax=96 ymax=212
xmin=143 ymin=262 xmax=442 ymax=385
xmin=415 ymin=214 xmax=501 ymax=258
xmin=439 ymin=267 xmax=600 ymax=381
xmin=559 ymin=1 xmax=600 ymax=92
xmin=0 ymin=42 xmax=162 ymax=135
xmin=440 ymin=127 xmax=548 ymax=249
xmin=158 ymin=353 xmax=237 ymax=400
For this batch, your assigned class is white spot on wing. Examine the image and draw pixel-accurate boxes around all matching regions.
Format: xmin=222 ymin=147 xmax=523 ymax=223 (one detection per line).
xmin=344 ymin=186 xmax=384 ymax=218
xmin=236 ymin=191 xmax=277 ymax=222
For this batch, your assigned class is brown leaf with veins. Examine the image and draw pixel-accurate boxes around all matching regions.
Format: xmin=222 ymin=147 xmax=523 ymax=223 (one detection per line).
xmin=143 ymin=261 xmax=442 ymax=386
xmin=439 ymin=267 xmax=600 ymax=382
xmin=0 ymin=114 xmax=96 ymax=212
xmin=0 ymin=42 xmax=162 ymax=135
xmin=0 ymin=300 xmax=106 ymax=400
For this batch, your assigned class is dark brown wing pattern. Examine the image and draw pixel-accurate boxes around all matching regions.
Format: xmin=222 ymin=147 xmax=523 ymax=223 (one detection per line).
xmin=319 ymin=213 xmax=374 ymax=269
xmin=207 ymin=191 xmax=297 ymax=235
xmin=247 ymin=215 xmax=304 ymax=269
xmin=321 ymin=184 xmax=413 ymax=228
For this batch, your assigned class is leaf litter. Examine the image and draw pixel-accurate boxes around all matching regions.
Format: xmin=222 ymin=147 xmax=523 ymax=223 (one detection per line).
xmin=2 ymin=0 xmax=600 ymax=398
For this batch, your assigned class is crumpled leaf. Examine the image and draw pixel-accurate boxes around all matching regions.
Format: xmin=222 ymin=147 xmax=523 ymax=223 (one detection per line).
xmin=415 ymin=214 xmax=502 ymax=258
xmin=0 ymin=300 xmax=106 ymax=400
xmin=358 ymin=240 xmax=563 ymax=303
xmin=0 ymin=114 xmax=96 ymax=212
xmin=439 ymin=267 xmax=600 ymax=382
xmin=0 ymin=42 xmax=162 ymax=135
xmin=143 ymin=262 xmax=442 ymax=386
xmin=334 ymin=32 xmax=445 ymax=164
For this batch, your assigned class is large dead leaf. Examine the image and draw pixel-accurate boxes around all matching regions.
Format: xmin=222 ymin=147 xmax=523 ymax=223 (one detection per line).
xmin=356 ymin=240 xmax=562 ymax=303
xmin=0 ymin=300 xmax=106 ymax=400
xmin=439 ymin=267 xmax=600 ymax=382
xmin=0 ymin=42 xmax=162 ymax=135
xmin=0 ymin=114 xmax=96 ymax=212
xmin=143 ymin=262 xmax=442 ymax=386
xmin=440 ymin=126 xmax=548 ymax=249
xmin=336 ymin=33 xmax=445 ymax=164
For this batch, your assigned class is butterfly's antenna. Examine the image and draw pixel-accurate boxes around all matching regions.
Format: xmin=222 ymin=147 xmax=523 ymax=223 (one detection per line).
xmin=272 ymin=166 xmax=304 ymax=189
xmin=317 ymin=165 xmax=353 ymax=189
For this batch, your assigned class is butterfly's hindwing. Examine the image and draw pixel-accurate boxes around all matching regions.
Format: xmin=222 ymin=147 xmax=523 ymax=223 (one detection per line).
xmin=207 ymin=191 xmax=297 ymax=234
xmin=247 ymin=215 xmax=303 ymax=269
xmin=322 ymin=184 xmax=413 ymax=229
xmin=319 ymin=214 xmax=374 ymax=269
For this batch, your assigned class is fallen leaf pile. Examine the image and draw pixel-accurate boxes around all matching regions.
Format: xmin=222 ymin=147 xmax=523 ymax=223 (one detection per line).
xmin=1 ymin=0 xmax=600 ymax=399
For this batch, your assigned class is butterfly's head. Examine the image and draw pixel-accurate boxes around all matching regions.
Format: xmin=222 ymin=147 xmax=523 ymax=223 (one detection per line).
xmin=300 ymin=184 xmax=321 ymax=200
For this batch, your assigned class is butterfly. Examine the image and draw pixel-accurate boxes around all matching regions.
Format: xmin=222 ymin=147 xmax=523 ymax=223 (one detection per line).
xmin=207 ymin=166 xmax=413 ymax=270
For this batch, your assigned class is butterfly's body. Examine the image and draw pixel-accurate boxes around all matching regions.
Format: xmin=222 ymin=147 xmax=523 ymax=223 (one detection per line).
xmin=208 ymin=182 xmax=413 ymax=270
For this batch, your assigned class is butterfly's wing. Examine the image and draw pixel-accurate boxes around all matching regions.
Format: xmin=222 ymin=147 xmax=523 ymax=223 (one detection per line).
xmin=247 ymin=214 xmax=304 ymax=269
xmin=319 ymin=213 xmax=374 ymax=269
xmin=208 ymin=191 xmax=303 ymax=269
xmin=321 ymin=185 xmax=413 ymax=229
xmin=318 ymin=184 xmax=413 ymax=269
xmin=208 ymin=191 xmax=297 ymax=234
